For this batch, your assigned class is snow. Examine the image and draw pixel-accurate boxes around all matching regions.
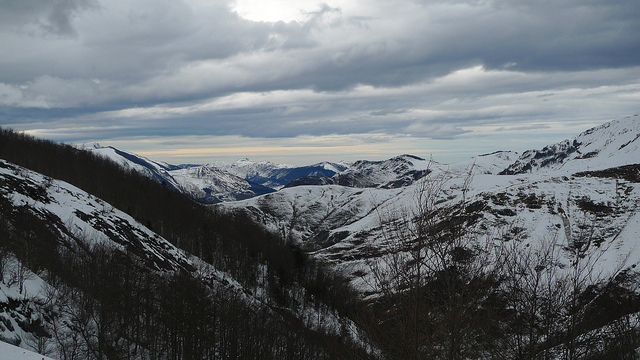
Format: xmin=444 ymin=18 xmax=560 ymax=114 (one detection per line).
xmin=80 ymin=144 xmax=181 ymax=189
xmin=169 ymin=165 xmax=271 ymax=202
xmin=0 ymin=258 xmax=51 ymax=355
xmin=0 ymin=159 xmax=192 ymax=272
xmin=504 ymin=115 xmax=640 ymax=175
xmin=221 ymin=133 xmax=640 ymax=295
xmin=1 ymin=116 xmax=639 ymax=356
xmin=209 ymin=158 xmax=294 ymax=180
xmin=0 ymin=258 xmax=49 ymax=302
xmin=0 ymin=341 xmax=54 ymax=360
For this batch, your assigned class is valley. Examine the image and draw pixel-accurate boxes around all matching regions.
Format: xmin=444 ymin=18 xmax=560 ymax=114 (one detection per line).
xmin=1 ymin=116 xmax=640 ymax=359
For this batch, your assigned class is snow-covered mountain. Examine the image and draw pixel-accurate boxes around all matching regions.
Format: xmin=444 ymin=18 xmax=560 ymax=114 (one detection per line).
xmin=221 ymin=117 xmax=640 ymax=296
xmin=4 ymin=116 xmax=640 ymax=358
xmin=0 ymin=160 xmax=249 ymax=354
xmin=0 ymin=157 xmax=369 ymax=358
xmin=170 ymin=165 xmax=275 ymax=203
xmin=83 ymin=144 xmax=519 ymax=204
xmin=82 ymin=143 xmax=182 ymax=190
xmin=83 ymin=144 xmax=276 ymax=203
xmin=286 ymin=152 xmax=520 ymax=189
xmin=500 ymin=115 xmax=640 ymax=175
xmin=0 ymin=159 xmax=193 ymax=272
xmin=210 ymin=158 xmax=349 ymax=189
xmin=0 ymin=159 xmax=194 ymax=354
xmin=286 ymin=155 xmax=429 ymax=189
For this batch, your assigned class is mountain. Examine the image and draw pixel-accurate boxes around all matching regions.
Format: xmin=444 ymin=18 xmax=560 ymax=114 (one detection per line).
xmin=0 ymin=159 xmax=240 ymax=354
xmin=210 ymin=158 xmax=349 ymax=189
xmin=500 ymin=115 xmax=640 ymax=175
xmin=169 ymin=165 xmax=275 ymax=203
xmin=221 ymin=119 xmax=640 ymax=285
xmin=222 ymin=117 xmax=640 ymax=282
xmin=218 ymin=116 xmax=640 ymax=357
xmin=0 ymin=132 xmax=371 ymax=359
xmin=83 ymin=144 xmax=276 ymax=203
xmin=83 ymin=144 xmax=516 ymax=202
xmin=0 ymin=158 xmax=193 ymax=272
xmin=286 ymin=152 xmax=519 ymax=189
xmin=286 ymin=155 xmax=428 ymax=189
xmin=221 ymin=151 xmax=522 ymax=254
xmin=4 ymin=117 xmax=640 ymax=358
xmin=81 ymin=143 xmax=182 ymax=190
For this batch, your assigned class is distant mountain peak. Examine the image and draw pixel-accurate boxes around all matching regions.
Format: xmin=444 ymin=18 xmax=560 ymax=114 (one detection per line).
xmin=228 ymin=158 xmax=293 ymax=169
xmin=395 ymin=154 xmax=426 ymax=161
xmin=77 ymin=142 xmax=104 ymax=150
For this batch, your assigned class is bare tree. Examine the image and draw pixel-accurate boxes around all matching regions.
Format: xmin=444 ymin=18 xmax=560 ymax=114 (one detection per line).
xmin=495 ymin=230 xmax=567 ymax=360
xmin=362 ymin=163 xmax=504 ymax=360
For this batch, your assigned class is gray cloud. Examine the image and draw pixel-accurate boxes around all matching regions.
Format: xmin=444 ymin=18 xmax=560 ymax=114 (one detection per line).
xmin=0 ymin=0 xmax=97 ymax=35
xmin=1 ymin=0 xmax=639 ymax=163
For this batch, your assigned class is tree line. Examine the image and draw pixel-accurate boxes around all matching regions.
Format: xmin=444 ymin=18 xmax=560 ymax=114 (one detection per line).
xmin=0 ymin=127 xmax=368 ymax=359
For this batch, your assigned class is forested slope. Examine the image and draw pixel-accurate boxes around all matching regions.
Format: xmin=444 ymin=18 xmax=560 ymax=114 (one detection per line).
xmin=0 ymin=128 xmax=370 ymax=359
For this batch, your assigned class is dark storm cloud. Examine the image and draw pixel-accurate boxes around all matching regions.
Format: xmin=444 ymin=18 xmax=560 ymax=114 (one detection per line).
xmin=3 ymin=0 xmax=638 ymax=95
xmin=285 ymin=0 xmax=640 ymax=91
xmin=0 ymin=0 xmax=639 ymax=158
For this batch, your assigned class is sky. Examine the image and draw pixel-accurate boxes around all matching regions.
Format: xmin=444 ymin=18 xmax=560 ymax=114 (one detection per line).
xmin=1 ymin=0 xmax=639 ymax=165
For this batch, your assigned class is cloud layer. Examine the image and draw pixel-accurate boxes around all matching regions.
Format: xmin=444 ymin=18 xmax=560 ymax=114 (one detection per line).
xmin=1 ymin=0 xmax=639 ymax=164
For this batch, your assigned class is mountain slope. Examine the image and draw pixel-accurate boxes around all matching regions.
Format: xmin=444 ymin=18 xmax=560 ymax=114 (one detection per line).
xmin=0 ymin=341 xmax=55 ymax=360
xmin=0 ymin=156 xmax=372 ymax=359
xmin=169 ymin=165 xmax=275 ymax=203
xmin=221 ymin=117 xmax=640 ymax=290
xmin=500 ymin=115 xmax=640 ymax=175
xmin=218 ymin=117 xmax=640 ymax=358
xmin=286 ymin=152 xmax=519 ymax=189
xmin=3 ymin=117 xmax=640 ymax=358
xmin=210 ymin=158 xmax=349 ymax=189
xmin=0 ymin=159 xmax=193 ymax=272
xmin=82 ymin=143 xmax=182 ymax=190
xmin=84 ymin=144 xmax=277 ymax=203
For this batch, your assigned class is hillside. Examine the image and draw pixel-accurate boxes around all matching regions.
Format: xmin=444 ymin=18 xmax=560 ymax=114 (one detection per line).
xmin=219 ymin=116 xmax=640 ymax=358
xmin=3 ymin=116 xmax=640 ymax=359
xmin=501 ymin=115 xmax=640 ymax=175
xmin=0 ymin=131 xmax=372 ymax=359
xmin=79 ymin=142 xmax=518 ymax=204
xmin=210 ymin=158 xmax=349 ymax=189
xmin=84 ymin=144 xmax=275 ymax=203
xmin=169 ymin=165 xmax=275 ymax=203
xmin=224 ymin=117 xmax=640 ymax=281
xmin=81 ymin=143 xmax=183 ymax=190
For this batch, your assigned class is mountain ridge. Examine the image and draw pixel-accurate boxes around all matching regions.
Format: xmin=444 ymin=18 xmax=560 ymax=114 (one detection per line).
xmin=220 ymin=116 xmax=640 ymax=289
xmin=0 ymin=152 xmax=369 ymax=359
xmin=500 ymin=115 xmax=640 ymax=175
xmin=2 ymin=116 xmax=640 ymax=358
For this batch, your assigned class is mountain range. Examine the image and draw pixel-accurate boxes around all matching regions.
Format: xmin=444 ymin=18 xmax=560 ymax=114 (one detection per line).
xmin=222 ymin=116 xmax=640 ymax=293
xmin=1 ymin=115 xmax=640 ymax=359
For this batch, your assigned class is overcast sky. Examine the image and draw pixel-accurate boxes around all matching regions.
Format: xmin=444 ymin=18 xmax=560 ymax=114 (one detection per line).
xmin=1 ymin=0 xmax=639 ymax=165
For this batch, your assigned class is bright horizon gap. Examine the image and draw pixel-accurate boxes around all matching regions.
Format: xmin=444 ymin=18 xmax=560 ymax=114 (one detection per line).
xmin=137 ymin=145 xmax=371 ymax=156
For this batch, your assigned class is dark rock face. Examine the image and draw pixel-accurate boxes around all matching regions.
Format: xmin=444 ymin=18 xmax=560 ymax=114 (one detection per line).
xmin=285 ymin=155 xmax=429 ymax=189
xmin=500 ymin=139 xmax=582 ymax=175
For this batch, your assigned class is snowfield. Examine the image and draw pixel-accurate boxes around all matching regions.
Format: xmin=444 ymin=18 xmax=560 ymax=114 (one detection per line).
xmin=0 ymin=341 xmax=54 ymax=360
